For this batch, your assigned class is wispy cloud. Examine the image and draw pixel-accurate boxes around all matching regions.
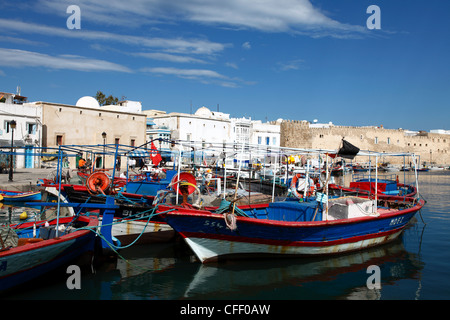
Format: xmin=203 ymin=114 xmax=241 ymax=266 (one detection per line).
xmin=142 ymin=67 xmax=226 ymax=79
xmin=0 ymin=48 xmax=131 ymax=72
xmin=242 ymin=42 xmax=251 ymax=50
xmin=141 ymin=66 xmax=251 ymax=87
xmin=132 ymin=52 xmax=209 ymax=64
xmin=277 ymin=59 xmax=306 ymax=71
xmin=35 ymin=0 xmax=367 ymax=38
xmin=0 ymin=18 xmax=228 ymax=55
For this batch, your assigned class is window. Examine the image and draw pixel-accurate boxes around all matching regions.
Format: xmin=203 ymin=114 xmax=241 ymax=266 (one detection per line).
xmin=273 ymin=137 xmax=277 ymax=145
xmin=258 ymin=136 xmax=262 ymax=144
xmin=130 ymin=139 xmax=135 ymax=147
xmin=115 ymin=138 xmax=120 ymax=145
xmin=387 ymin=137 xmax=390 ymax=145
xmin=374 ymin=137 xmax=378 ymax=144
xmin=4 ymin=121 xmax=15 ymax=133
xmin=26 ymin=123 xmax=36 ymax=134
xmin=266 ymin=137 xmax=270 ymax=145
xmin=56 ymin=135 xmax=63 ymax=146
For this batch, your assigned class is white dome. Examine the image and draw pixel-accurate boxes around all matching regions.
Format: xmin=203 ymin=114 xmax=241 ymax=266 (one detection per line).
xmin=76 ymin=96 xmax=100 ymax=109
xmin=195 ymin=106 xmax=212 ymax=117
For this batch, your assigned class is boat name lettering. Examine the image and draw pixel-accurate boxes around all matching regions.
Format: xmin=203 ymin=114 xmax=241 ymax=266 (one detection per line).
xmin=389 ymin=216 xmax=404 ymax=226
xmin=203 ymin=220 xmax=224 ymax=229
xmin=122 ymin=210 xmax=133 ymax=217
xmin=122 ymin=209 xmax=145 ymax=218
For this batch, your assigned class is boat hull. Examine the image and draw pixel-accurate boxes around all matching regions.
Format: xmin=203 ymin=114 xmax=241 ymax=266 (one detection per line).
xmin=159 ymin=198 xmax=424 ymax=263
xmin=0 ymin=216 xmax=98 ymax=292
xmin=0 ymin=189 xmax=42 ymax=202
xmin=184 ymin=229 xmax=403 ymax=262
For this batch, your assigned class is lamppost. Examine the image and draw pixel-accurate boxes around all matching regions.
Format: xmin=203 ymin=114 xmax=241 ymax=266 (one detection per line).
xmin=102 ymin=132 xmax=107 ymax=169
xmin=8 ymin=120 xmax=16 ymax=182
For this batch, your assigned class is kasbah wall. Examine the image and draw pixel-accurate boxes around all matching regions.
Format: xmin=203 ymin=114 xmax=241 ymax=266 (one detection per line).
xmin=280 ymin=120 xmax=450 ymax=166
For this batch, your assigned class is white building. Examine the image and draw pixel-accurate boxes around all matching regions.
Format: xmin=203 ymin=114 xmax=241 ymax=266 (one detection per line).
xmin=152 ymin=106 xmax=232 ymax=144
xmin=150 ymin=106 xmax=280 ymax=148
xmin=142 ymin=110 xmax=171 ymax=150
xmin=0 ymin=91 xmax=42 ymax=169
xmin=250 ymin=119 xmax=280 ymax=148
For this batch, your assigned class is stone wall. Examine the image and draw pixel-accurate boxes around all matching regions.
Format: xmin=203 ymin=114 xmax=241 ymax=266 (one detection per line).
xmin=280 ymin=121 xmax=450 ymax=166
xmin=38 ymin=102 xmax=146 ymax=169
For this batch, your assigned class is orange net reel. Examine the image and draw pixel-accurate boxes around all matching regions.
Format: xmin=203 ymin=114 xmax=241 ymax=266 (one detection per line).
xmin=170 ymin=172 xmax=197 ymax=196
xmin=86 ymin=171 xmax=111 ymax=195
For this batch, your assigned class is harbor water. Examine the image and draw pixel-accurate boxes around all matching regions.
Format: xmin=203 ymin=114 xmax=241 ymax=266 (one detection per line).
xmin=1 ymin=171 xmax=450 ymax=301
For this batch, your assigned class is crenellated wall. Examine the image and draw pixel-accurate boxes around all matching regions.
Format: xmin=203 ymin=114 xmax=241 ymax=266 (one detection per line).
xmin=280 ymin=121 xmax=450 ymax=166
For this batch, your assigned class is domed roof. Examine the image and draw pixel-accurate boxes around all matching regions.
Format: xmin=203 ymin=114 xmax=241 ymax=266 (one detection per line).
xmin=76 ymin=96 xmax=100 ymax=109
xmin=195 ymin=106 xmax=212 ymax=117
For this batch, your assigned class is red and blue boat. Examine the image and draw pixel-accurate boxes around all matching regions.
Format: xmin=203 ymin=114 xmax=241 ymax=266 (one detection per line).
xmin=0 ymin=189 xmax=42 ymax=202
xmin=0 ymin=215 xmax=98 ymax=292
xmin=157 ymin=194 xmax=425 ymax=263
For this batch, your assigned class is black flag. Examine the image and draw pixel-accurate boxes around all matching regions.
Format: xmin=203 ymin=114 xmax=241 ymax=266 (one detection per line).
xmin=338 ymin=139 xmax=360 ymax=160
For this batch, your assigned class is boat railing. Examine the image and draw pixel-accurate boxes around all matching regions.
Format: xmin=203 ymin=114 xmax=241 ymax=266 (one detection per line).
xmin=352 ymin=172 xmax=398 ymax=182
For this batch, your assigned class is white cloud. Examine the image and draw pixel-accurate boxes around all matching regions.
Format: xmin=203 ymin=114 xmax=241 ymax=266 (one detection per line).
xmin=35 ymin=0 xmax=367 ymax=38
xmin=0 ymin=18 xmax=228 ymax=55
xmin=142 ymin=67 xmax=226 ymax=79
xmin=141 ymin=66 xmax=251 ymax=87
xmin=0 ymin=48 xmax=132 ymax=72
xmin=242 ymin=42 xmax=251 ymax=50
xmin=133 ymin=52 xmax=209 ymax=64
xmin=277 ymin=59 xmax=305 ymax=71
xmin=225 ymin=62 xmax=239 ymax=69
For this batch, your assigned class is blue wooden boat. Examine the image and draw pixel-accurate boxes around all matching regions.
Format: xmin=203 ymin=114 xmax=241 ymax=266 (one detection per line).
xmin=123 ymin=169 xmax=178 ymax=195
xmin=0 ymin=189 xmax=42 ymax=202
xmin=157 ymin=195 xmax=425 ymax=263
xmin=0 ymin=215 xmax=98 ymax=292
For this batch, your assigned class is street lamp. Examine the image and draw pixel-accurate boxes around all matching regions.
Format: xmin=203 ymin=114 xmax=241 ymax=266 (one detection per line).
xmin=102 ymin=132 xmax=107 ymax=169
xmin=8 ymin=120 xmax=16 ymax=182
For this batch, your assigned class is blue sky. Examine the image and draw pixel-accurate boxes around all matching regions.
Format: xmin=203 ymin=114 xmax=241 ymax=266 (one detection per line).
xmin=0 ymin=0 xmax=449 ymax=131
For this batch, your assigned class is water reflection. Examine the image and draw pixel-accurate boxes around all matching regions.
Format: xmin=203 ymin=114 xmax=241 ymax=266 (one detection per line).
xmin=101 ymin=232 xmax=424 ymax=300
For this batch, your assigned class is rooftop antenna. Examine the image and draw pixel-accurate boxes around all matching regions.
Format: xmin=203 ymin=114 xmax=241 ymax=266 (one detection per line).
xmin=217 ymin=103 xmax=219 ymax=112
xmin=16 ymin=86 xmax=21 ymax=96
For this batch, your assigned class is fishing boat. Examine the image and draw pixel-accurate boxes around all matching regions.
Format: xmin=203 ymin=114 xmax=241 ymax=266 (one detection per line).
xmin=64 ymin=184 xmax=174 ymax=245
xmin=157 ymin=195 xmax=425 ymax=263
xmin=0 ymin=215 xmax=98 ymax=292
xmin=328 ymin=173 xmax=417 ymax=198
xmin=0 ymin=189 xmax=42 ymax=202
xmin=38 ymin=179 xmax=174 ymax=245
xmin=379 ymin=164 xmax=400 ymax=172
